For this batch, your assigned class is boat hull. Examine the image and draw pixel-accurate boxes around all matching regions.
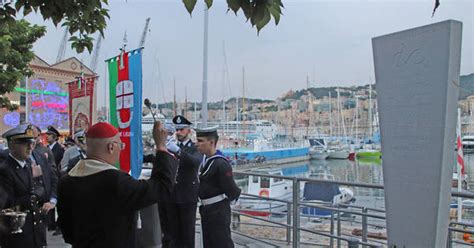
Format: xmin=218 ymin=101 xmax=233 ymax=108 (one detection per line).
xmin=238 ymin=193 xmax=292 ymax=216
xmin=310 ymin=150 xmax=329 ymax=160
xmin=327 ymin=151 xmax=349 ymax=159
xmin=356 ymin=151 xmax=382 ymax=158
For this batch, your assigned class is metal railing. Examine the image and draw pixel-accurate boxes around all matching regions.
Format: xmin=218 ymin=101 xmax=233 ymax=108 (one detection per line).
xmin=231 ymin=171 xmax=474 ymax=247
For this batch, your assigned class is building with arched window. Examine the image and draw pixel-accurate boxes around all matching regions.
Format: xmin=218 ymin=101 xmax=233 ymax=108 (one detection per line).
xmin=0 ymin=55 xmax=97 ymax=134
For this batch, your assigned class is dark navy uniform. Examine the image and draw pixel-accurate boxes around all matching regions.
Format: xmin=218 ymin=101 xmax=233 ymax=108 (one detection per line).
xmin=156 ymin=153 xmax=179 ymax=248
xmin=45 ymin=125 xmax=64 ymax=232
xmin=196 ymin=126 xmax=241 ymax=248
xmin=173 ymin=139 xmax=201 ymax=247
xmin=156 ymin=115 xmax=201 ymax=247
xmin=199 ymin=154 xmax=241 ymax=248
xmin=46 ymin=126 xmax=64 ymax=175
xmin=0 ymin=183 xmax=8 ymax=240
xmin=0 ymin=124 xmax=55 ymax=248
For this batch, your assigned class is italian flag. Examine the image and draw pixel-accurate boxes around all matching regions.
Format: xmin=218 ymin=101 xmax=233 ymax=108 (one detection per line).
xmin=106 ymin=48 xmax=143 ymax=179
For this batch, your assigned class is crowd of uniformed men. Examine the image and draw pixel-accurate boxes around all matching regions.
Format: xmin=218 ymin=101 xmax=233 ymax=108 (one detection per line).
xmin=0 ymin=115 xmax=241 ymax=248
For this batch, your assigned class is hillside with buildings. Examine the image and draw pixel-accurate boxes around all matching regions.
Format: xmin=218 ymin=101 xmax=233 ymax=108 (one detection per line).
xmin=137 ymin=73 xmax=472 ymax=138
xmin=460 ymin=73 xmax=474 ymax=99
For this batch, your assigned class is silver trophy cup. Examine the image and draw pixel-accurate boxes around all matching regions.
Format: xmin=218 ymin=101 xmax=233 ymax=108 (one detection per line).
xmin=1 ymin=210 xmax=27 ymax=234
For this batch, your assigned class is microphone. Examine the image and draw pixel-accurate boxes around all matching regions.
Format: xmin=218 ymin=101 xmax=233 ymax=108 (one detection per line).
xmin=144 ymin=98 xmax=157 ymax=122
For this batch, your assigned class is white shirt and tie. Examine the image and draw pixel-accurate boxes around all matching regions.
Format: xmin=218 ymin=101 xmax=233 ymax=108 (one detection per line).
xmin=9 ymin=154 xmax=27 ymax=168
xmin=177 ymin=139 xmax=190 ymax=149
xmin=48 ymin=142 xmax=58 ymax=150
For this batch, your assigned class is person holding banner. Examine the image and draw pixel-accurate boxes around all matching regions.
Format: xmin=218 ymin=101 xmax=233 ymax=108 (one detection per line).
xmin=57 ymin=121 xmax=175 ymax=248
xmin=196 ymin=126 xmax=241 ymax=248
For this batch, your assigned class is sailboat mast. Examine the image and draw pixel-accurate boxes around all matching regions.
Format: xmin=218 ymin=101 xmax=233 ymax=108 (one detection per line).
xmin=185 ymin=86 xmax=188 ymax=117
xmin=194 ymin=102 xmax=197 ymax=123
xmin=340 ymin=90 xmax=347 ymax=141
xmin=336 ymin=88 xmax=341 ymax=137
xmin=104 ymin=63 xmax=109 ymax=122
xmin=221 ymin=41 xmax=226 ymax=136
xmin=173 ymin=77 xmax=177 ymax=116
xmin=236 ymin=95 xmax=239 ymax=138
xmin=329 ymin=92 xmax=332 ymax=137
xmin=355 ymin=96 xmax=359 ymax=141
xmin=242 ymin=67 xmax=246 ymax=137
xmin=306 ymin=75 xmax=310 ymax=137
xmin=369 ymin=83 xmax=373 ymax=140
xmin=242 ymin=66 xmax=245 ymax=122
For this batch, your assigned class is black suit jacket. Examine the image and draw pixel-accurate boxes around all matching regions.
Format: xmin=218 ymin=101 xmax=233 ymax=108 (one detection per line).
xmin=32 ymin=149 xmax=58 ymax=202
xmin=0 ymin=149 xmax=9 ymax=164
xmin=0 ymin=183 xmax=8 ymax=240
xmin=35 ymin=143 xmax=56 ymax=171
xmin=0 ymin=155 xmax=47 ymax=247
xmin=50 ymin=142 xmax=64 ymax=173
xmin=174 ymin=141 xmax=202 ymax=204
xmin=156 ymin=153 xmax=179 ymax=203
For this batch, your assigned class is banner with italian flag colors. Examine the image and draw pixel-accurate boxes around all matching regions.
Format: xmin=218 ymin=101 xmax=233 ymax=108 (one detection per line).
xmin=106 ymin=48 xmax=143 ymax=179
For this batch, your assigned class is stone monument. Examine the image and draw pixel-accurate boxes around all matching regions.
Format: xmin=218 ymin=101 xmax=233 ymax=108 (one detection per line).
xmin=373 ymin=20 xmax=462 ymax=247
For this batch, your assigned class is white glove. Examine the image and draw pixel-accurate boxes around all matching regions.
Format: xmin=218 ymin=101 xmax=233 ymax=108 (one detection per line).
xmin=166 ymin=135 xmax=175 ymax=144
xmin=166 ymin=136 xmax=180 ymax=154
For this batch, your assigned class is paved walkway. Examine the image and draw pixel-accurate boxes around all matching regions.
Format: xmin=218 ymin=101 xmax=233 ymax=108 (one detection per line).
xmin=46 ymin=231 xmax=70 ymax=248
xmin=46 ymin=228 xmax=282 ymax=248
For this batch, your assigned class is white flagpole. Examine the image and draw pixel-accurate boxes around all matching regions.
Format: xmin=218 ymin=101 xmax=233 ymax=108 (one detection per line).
xmin=201 ymin=4 xmax=209 ymax=128
xmin=457 ymin=108 xmax=463 ymax=222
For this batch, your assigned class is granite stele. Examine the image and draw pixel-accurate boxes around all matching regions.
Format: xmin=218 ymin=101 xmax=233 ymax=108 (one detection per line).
xmin=373 ymin=20 xmax=462 ymax=247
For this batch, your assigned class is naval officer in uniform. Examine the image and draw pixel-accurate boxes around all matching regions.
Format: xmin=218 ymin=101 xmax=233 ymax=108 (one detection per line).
xmin=0 ymin=124 xmax=54 ymax=248
xmin=45 ymin=126 xmax=64 ymax=174
xmin=195 ymin=126 xmax=241 ymax=248
xmin=169 ymin=115 xmax=202 ymax=247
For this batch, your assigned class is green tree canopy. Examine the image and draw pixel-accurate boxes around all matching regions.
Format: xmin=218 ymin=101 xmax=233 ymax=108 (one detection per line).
xmin=0 ymin=19 xmax=45 ymax=110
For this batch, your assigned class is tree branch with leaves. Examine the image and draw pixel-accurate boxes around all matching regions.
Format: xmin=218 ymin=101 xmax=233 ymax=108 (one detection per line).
xmin=184 ymin=0 xmax=284 ymax=33
xmin=0 ymin=19 xmax=45 ymax=110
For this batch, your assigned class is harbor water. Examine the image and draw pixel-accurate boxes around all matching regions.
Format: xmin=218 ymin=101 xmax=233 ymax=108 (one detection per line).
xmin=233 ymin=154 xmax=474 ymax=246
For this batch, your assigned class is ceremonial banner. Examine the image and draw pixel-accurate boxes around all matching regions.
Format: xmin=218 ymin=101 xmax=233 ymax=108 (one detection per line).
xmin=106 ymin=48 xmax=143 ymax=179
xmin=68 ymin=77 xmax=95 ymax=135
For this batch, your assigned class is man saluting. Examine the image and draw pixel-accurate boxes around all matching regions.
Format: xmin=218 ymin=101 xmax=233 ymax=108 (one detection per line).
xmin=57 ymin=121 xmax=175 ymax=248
xmin=170 ymin=115 xmax=201 ymax=247
xmin=195 ymin=126 xmax=241 ymax=248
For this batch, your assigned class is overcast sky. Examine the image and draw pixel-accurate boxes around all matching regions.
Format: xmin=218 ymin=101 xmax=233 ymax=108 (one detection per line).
xmin=28 ymin=0 xmax=473 ymax=106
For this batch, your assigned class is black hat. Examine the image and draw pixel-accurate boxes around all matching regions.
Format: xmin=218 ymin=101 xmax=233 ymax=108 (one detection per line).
xmin=2 ymin=124 xmax=36 ymax=142
xmin=172 ymin=115 xmax=192 ymax=129
xmin=195 ymin=126 xmax=219 ymax=138
xmin=46 ymin=126 xmax=60 ymax=137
